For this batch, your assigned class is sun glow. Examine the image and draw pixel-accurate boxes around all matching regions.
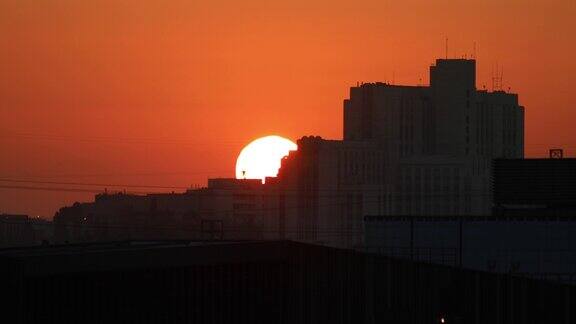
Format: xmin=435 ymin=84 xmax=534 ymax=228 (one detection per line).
xmin=235 ymin=136 xmax=297 ymax=183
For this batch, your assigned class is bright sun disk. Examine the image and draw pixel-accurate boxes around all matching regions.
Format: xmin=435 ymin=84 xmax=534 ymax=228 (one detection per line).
xmin=235 ymin=135 xmax=297 ymax=183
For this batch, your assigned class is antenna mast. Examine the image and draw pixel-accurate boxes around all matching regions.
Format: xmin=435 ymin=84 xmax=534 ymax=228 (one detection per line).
xmin=500 ymin=66 xmax=504 ymax=91
xmin=491 ymin=63 xmax=504 ymax=91
xmin=491 ymin=64 xmax=494 ymax=91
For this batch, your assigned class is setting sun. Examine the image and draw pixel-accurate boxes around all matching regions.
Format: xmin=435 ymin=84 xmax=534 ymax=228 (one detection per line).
xmin=235 ymin=136 xmax=297 ymax=183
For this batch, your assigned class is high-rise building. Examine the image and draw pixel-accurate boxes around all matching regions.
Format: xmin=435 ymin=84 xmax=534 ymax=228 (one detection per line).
xmin=267 ymin=137 xmax=389 ymax=248
xmin=266 ymin=59 xmax=525 ymax=248
xmin=344 ymin=83 xmax=432 ymax=157
xmin=344 ymin=59 xmax=524 ymax=159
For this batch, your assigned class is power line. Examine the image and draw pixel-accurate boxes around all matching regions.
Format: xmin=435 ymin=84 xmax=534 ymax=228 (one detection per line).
xmin=0 ymin=183 xmax=498 ymax=199
xmin=0 ymin=178 xmax=189 ymax=190
xmin=0 ymin=184 xmax=113 ymax=194
xmin=0 ymin=170 xmax=230 ymax=179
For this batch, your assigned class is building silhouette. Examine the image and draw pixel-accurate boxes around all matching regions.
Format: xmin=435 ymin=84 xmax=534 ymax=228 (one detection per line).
xmin=0 ymin=214 xmax=51 ymax=247
xmin=53 ymin=58 xmax=528 ymax=250
xmin=345 ymin=59 xmax=523 ymax=158
xmin=262 ymin=58 xmax=525 ymax=248
xmin=5 ymin=57 xmax=575 ymax=323
xmin=39 ymin=57 xmax=576 ymax=292
xmin=53 ymin=178 xmax=268 ymax=243
xmin=343 ymin=59 xmax=524 ymax=216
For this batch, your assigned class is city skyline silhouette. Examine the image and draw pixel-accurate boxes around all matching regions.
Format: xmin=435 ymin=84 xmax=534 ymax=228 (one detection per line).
xmin=1 ymin=0 xmax=576 ymax=217
xmin=1 ymin=2 xmax=576 ymax=323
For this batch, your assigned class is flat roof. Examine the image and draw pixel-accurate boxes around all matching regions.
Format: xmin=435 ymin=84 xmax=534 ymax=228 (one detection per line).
xmin=0 ymin=240 xmax=331 ymax=277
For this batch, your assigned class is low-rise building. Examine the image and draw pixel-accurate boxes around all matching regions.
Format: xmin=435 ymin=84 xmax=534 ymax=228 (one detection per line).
xmin=364 ymin=214 xmax=576 ymax=284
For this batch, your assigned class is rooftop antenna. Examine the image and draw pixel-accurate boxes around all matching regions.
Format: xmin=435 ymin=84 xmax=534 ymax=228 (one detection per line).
xmin=500 ymin=66 xmax=504 ymax=91
xmin=392 ymin=71 xmax=395 ymax=85
xmin=491 ymin=63 xmax=494 ymax=91
xmin=473 ymin=42 xmax=477 ymax=59
xmin=445 ymin=37 xmax=448 ymax=59
xmin=492 ymin=62 xmax=503 ymax=91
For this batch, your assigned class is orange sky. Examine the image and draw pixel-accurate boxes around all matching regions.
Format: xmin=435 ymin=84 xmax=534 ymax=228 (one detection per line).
xmin=1 ymin=0 xmax=575 ymax=217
